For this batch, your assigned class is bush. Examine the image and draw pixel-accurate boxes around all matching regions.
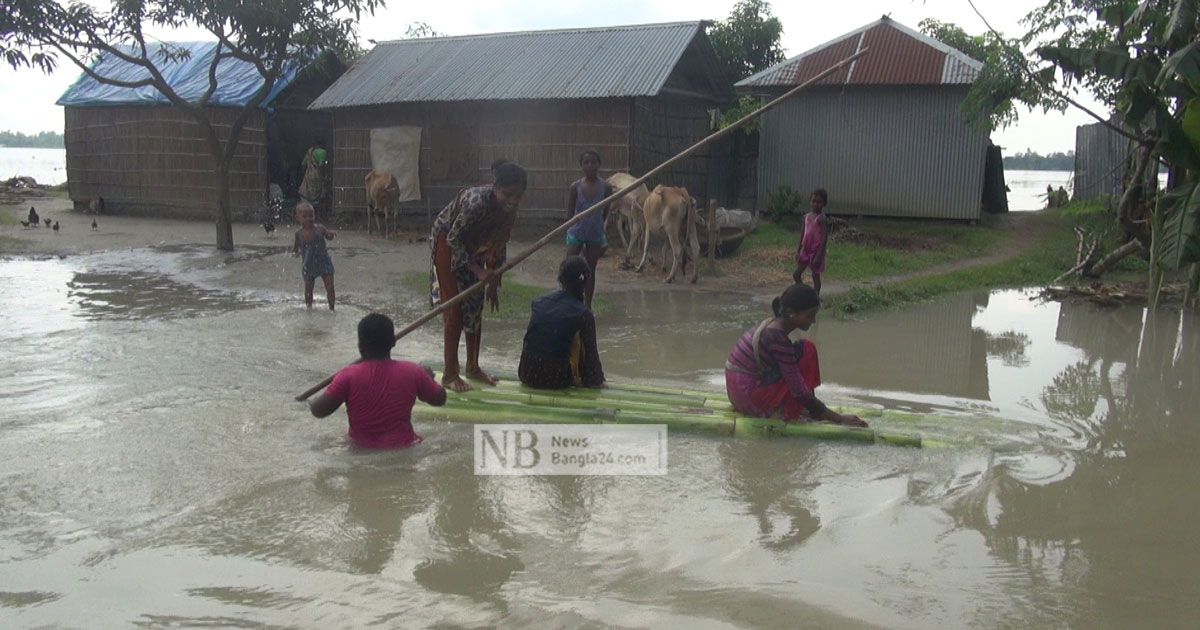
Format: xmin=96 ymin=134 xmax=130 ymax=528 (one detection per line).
xmin=765 ymin=185 xmax=805 ymax=222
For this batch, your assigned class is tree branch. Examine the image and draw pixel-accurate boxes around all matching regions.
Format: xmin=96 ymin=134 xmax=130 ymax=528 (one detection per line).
xmin=51 ymin=43 xmax=156 ymax=90
xmin=966 ymin=0 xmax=1146 ymax=144
xmin=200 ymin=39 xmax=225 ymax=107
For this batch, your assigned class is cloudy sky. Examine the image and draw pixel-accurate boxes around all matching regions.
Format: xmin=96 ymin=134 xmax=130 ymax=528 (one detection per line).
xmin=0 ymin=0 xmax=1100 ymax=154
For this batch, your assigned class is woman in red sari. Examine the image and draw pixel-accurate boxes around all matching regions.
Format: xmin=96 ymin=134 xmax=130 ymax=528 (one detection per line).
xmin=725 ymin=283 xmax=866 ymax=426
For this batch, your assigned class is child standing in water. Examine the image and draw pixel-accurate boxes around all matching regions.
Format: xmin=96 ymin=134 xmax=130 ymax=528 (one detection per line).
xmin=793 ymin=188 xmax=830 ymax=295
xmin=566 ymin=149 xmax=613 ymax=308
xmin=292 ymin=201 xmax=336 ymax=310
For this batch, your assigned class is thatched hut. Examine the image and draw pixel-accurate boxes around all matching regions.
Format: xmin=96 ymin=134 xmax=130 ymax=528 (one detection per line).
xmin=58 ymin=42 xmax=344 ymax=219
xmin=309 ymin=22 xmax=733 ymax=220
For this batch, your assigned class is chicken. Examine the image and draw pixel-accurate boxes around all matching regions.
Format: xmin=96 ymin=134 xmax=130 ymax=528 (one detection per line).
xmin=19 ymin=220 xmax=30 ymax=229
xmin=91 ymin=218 xmax=98 ymax=231
xmin=52 ymin=221 xmax=60 ymax=233
xmin=44 ymin=218 xmax=51 ymax=228
xmin=262 ymin=220 xmax=276 ymax=237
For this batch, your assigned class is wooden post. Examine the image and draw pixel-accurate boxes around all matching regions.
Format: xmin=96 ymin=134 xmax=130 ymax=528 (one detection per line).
xmin=707 ymin=199 xmax=718 ymax=270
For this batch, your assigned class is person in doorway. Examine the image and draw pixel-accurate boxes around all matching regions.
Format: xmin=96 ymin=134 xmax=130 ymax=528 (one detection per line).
xmin=300 ymin=139 xmax=333 ymax=223
xmin=793 ymin=188 xmax=830 ymax=295
xmin=518 ymin=256 xmax=606 ymax=389
xmin=292 ymin=201 xmax=336 ymax=310
xmin=565 ymin=149 xmax=613 ymax=308
xmin=430 ymin=161 xmax=527 ymax=392
xmin=725 ymin=283 xmax=866 ymax=427
xmin=309 ymin=313 xmax=447 ymax=449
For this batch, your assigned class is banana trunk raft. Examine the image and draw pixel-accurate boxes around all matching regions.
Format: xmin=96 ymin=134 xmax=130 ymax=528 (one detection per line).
xmin=415 ymin=374 xmax=926 ymax=448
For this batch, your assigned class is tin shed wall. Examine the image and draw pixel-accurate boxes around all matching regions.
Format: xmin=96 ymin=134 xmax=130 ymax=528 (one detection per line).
xmin=756 ymin=86 xmax=987 ymax=220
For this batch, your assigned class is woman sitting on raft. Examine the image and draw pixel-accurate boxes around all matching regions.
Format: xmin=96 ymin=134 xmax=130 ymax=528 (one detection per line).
xmin=726 ymin=283 xmax=866 ymax=427
xmin=518 ymin=256 xmax=606 ymax=389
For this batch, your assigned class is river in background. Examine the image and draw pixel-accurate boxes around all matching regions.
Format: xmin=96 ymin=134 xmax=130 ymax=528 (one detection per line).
xmin=1 ymin=245 xmax=1197 ymax=628
xmin=0 ymin=147 xmax=66 ymax=185
xmin=0 ymin=149 xmax=1106 ymax=214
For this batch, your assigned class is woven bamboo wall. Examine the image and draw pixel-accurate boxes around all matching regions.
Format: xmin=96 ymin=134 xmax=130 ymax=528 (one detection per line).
xmin=630 ymin=96 xmax=714 ymax=201
xmin=64 ymin=106 xmax=266 ymax=219
xmin=329 ymin=98 xmax=632 ymax=222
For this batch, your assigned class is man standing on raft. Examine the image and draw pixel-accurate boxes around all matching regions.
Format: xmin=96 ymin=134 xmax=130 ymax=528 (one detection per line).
xmin=430 ymin=162 xmax=528 ymax=392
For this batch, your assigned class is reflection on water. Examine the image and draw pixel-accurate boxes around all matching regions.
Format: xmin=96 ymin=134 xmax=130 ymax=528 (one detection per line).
xmin=2 ymin=249 xmax=1199 ymax=628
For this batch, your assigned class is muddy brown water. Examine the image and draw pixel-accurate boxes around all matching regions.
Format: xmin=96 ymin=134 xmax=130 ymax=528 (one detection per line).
xmin=2 ymin=247 xmax=1198 ymax=628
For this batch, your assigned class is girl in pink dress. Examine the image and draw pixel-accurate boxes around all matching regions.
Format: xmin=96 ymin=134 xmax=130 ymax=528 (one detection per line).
xmin=793 ymin=188 xmax=830 ymax=295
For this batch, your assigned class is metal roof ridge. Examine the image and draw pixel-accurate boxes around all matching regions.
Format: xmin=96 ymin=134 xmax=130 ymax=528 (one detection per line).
xmin=881 ymin=18 xmax=984 ymax=69
xmin=734 ymin=16 xmax=984 ymax=86
xmin=373 ymin=20 xmax=704 ymax=45
xmin=735 ymin=17 xmax=886 ymax=86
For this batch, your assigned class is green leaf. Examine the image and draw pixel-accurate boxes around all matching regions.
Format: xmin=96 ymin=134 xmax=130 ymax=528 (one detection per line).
xmin=1039 ymin=45 xmax=1132 ymax=81
xmin=1158 ymin=181 xmax=1200 ymax=270
xmin=1184 ymin=98 xmax=1200 ymax=153
xmin=1156 ymin=106 xmax=1200 ymax=170
xmin=1157 ymin=41 xmax=1200 ymax=87
xmin=1124 ymin=87 xmax=1157 ymax=128
xmin=1165 ymin=0 xmax=1199 ymax=48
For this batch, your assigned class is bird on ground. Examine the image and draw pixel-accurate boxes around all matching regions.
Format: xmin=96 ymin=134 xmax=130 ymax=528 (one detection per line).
xmin=91 ymin=218 xmax=98 ymax=231
xmin=44 ymin=218 xmax=51 ymax=228
xmin=263 ymin=220 xmax=276 ymax=237
xmin=19 ymin=220 xmax=30 ymax=229
xmin=28 ymin=206 xmax=39 ymax=226
xmin=52 ymin=221 xmax=60 ymax=233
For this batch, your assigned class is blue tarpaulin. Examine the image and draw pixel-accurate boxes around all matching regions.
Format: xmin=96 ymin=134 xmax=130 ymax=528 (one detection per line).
xmin=57 ymin=41 xmax=302 ymax=109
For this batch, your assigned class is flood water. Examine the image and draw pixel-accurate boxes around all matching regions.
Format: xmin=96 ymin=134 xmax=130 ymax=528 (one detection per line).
xmin=2 ymin=247 xmax=1198 ymax=628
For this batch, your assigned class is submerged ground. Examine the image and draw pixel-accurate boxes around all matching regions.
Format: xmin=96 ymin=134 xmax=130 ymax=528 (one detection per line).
xmin=2 ymin=197 xmax=1198 ymax=628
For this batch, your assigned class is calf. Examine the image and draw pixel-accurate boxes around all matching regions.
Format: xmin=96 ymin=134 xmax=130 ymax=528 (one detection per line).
xmin=637 ymin=185 xmax=700 ymax=283
xmin=606 ymin=172 xmax=650 ymax=260
xmin=364 ymin=170 xmax=401 ymax=237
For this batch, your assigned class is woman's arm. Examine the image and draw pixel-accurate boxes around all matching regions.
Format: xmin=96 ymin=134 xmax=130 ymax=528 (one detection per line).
xmin=579 ymin=311 xmax=606 ymax=387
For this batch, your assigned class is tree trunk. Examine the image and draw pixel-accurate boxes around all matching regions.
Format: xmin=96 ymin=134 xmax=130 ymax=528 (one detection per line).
xmin=1186 ymin=263 xmax=1200 ymax=310
xmin=215 ymin=159 xmax=235 ymax=251
xmin=1148 ymin=202 xmax=1164 ymax=310
xmin=1085 ymin=239 xmax=1146 ymax=278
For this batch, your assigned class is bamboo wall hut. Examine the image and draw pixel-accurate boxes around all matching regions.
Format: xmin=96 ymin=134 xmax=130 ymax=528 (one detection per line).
xmin=58 ymin=43 xmax=344 ymax=220
xmin=309 ymin=22 xmax=733 ymax=220
xmin=736 ymin=17 xmax=999 ymax=221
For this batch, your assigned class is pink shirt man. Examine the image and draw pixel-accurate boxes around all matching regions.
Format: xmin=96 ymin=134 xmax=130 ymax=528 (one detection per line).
xmin=319 ymin=360 xmax=445 ymax=449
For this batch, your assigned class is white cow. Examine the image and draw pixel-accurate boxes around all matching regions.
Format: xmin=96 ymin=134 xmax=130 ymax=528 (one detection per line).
xmin=606 ymin=172 xmax=650 ymax=260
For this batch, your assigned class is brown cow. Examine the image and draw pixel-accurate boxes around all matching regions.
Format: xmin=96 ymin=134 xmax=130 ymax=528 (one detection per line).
xmin=606 ymin=172 xmax=650 ymax=260
xmin=637 ymin=185 xmax=700 ymax=283
xmin=364 ymin=170 xmax=401 ymax=237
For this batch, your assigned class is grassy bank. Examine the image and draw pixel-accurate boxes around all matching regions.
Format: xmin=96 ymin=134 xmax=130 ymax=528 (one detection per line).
xmin=726 ymin=217 xmax=1006 ymax=285
xmin=822 ymin=202 xmax=1146 ymax=317
xmin=402 ymin=271 xmax=609 ymax=320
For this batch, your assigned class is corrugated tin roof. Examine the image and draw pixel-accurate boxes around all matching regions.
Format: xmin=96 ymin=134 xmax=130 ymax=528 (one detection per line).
xmin=311 ymin=21 xmax=716 ymax=108
xmin=736 ymin=17 xmax=983 ymax=89
xmin=57 ymin=41 xmax=311 ymax=108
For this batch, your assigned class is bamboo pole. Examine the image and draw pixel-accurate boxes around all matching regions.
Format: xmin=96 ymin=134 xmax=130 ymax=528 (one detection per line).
xmin=295 ymin=48 xmax=870 ymax=402
xmin=707 ymin=198 xmax=718 ymax=271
